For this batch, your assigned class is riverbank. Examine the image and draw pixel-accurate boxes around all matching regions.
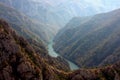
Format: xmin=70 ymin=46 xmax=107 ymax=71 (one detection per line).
xmin=48 ymin=40 xmax=79 ymax=70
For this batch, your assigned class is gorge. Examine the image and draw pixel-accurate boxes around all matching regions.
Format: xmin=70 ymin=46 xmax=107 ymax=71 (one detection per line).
xmin=53 ymin=8 xmax=120 ymax=68
xmin=0 ymin=0 xmax=120 ymax=80
xmin=48 ymin=39 xmax=79 ymax=70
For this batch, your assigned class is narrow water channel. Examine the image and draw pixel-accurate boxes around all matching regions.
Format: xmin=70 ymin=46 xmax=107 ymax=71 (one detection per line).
xmin=48 ymin=40 xmax=79 ymax=70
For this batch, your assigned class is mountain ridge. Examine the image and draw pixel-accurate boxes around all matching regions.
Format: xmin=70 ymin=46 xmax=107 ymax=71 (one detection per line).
xmin=54 ymin=8 xmax=120 ymax=68
xmin=0 ymin=2 xmax=55 ymax=44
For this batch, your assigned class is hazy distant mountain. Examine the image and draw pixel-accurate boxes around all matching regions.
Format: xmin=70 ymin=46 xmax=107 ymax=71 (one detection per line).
xmin=0 ymin=2 xmax=56 ymax=44
xmin=0 ymin=0 xmax=65 ymax=30
xmin=54 ymin=8 xmax=120 ymax=68
xmin=0 ymin=0 xmax=119 ymax=30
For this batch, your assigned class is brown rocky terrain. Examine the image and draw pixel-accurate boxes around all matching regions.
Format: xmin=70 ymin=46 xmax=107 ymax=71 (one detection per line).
xmin=0 ymin=19 xmax=120 ymax=80
xmin=0 ymin=2 xmax=70 ymax=72
xmin=0 ymin=19 xmax=68 ymax=80
xmin=69 ymin=62 xmax=120 ymax=80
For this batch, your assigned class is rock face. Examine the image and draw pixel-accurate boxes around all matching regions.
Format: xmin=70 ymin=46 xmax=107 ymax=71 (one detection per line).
xmin=0 ymin=19 xmax=69 ymax=80
xmin=0 ymin=1 xmax=70 ymax=72
xmin=0 ymin=19 xmax=42 ymax=80
xmin=0 ymin=19 xmax=120 ymax=80
xmin=54 ymin=8 xmax=120 ymax=68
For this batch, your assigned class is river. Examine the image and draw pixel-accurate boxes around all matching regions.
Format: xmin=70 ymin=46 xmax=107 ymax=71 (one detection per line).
xmin=48 ymin=40 xmax=79 ymax=70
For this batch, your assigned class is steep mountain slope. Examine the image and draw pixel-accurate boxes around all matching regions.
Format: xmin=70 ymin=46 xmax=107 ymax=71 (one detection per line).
xmin=0 ymin=18 xmax=120 ymax=80
xmin=0 ymin=2 xmax=55 ymax=44
xmin=0 ymin=19 xmax=68 ymax=80
xmin=54 ymin=8 xmax=120 ymax=68
xmin=0 ymin=2 xmax=71 ymax=72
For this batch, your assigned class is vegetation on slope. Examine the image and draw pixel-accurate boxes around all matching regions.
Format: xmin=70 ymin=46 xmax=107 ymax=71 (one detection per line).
xmin=0 ymin=2 xmax=70 ymax=72
xmin=0 ymin=19 xmax=120 ymax=80
xmin=54 ymin=8 xmax=120 ymax=68
xmin=0 ymin=19 xmax=69 ymax=80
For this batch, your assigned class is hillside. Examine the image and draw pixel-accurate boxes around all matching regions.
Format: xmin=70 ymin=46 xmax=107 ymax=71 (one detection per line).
xmin=54 ymin=8 xmax=120 ymax=68
xmin=69 ymin=61 xmax=120 ymax=80
xmin=0 ymin=19 xmax=70 ymax=80
xmin=0 ymin=2 xmax=55 ymax=44
xmin=0 ymin=18 xmax=120 ymax=80
xmin=0 ymin=2 xmax=72 ymax=72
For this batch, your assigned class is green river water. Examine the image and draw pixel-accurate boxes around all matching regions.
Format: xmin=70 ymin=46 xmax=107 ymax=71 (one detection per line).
xmin=48 ymin=40 xmax=79 ymax=70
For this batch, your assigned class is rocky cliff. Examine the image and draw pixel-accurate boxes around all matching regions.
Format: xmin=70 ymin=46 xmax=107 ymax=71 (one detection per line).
xmin=0 ymin=18 xmax=120 ymax=80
